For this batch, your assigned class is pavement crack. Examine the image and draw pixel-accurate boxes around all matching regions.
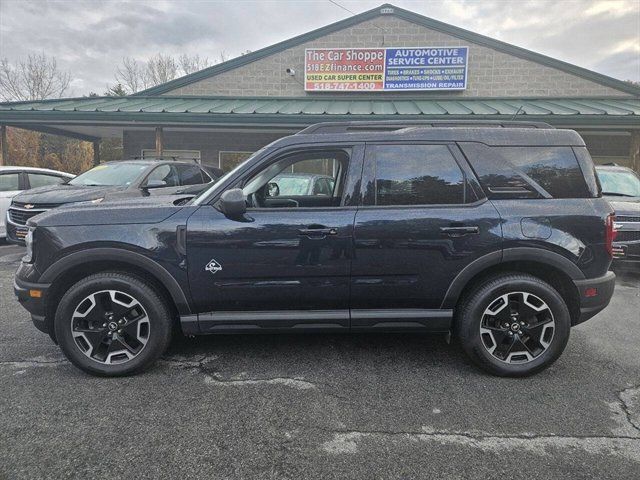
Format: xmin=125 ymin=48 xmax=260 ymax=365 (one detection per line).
xmin=321 ymin=428 xmax=640 ymax=459
xmin=204 ymin=374 xmax=317 ymax=390
xmin=159 ymin=354 xmax=217 ymax=371
xmin=0 ymin=357 xmax=67 ymax=368
xmin=617 ymin=384 xmax=640 ymax=434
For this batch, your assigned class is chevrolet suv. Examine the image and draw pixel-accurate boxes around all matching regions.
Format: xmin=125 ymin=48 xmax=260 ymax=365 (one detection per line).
xmin=14 ymin=121 xmax=616 ymax=377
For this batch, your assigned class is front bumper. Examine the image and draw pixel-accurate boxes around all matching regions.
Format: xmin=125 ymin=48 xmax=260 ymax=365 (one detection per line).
xmin=572 ymin=271 xmax=616 ymax=325
xmin=14 ymin=275 xmax=51 ymax=335
xmin=5 ymin=214 xmax=28 ymax=245
xmin=611 ymin=240 xmax=640 ymax=266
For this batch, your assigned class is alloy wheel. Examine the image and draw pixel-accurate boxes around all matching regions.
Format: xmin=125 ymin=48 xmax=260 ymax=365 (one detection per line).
xmin=70 ymin=290 xmax=150 ymax=365
xmin=479 ymin=291 xmax=555 ymax=364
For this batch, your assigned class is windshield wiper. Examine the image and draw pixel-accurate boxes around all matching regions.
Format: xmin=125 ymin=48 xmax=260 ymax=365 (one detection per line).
xmin=602 ymin=192 xmax=637 ymax=197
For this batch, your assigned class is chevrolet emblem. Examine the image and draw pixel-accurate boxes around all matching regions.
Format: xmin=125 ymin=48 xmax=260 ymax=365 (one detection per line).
xmin=24 ymin=204 xmax=35 ymax=209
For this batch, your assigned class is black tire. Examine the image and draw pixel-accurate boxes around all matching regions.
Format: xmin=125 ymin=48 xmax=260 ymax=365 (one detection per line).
xmin=457 ymin=273 xmax=571 ymax=377
xmin=54 ymin=272 xmax=173 ymax=376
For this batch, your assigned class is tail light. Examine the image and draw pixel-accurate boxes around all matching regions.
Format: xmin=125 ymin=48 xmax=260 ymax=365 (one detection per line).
xmin=605 ymin=213 xmax=617 ymax=257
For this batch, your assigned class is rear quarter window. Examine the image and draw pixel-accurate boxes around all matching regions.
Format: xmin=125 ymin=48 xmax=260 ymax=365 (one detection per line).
xmin=459 ymin=143 xmax=592 ymax=199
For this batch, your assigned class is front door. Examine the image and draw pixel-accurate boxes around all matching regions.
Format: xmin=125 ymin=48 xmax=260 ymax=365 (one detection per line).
xmin=187 ymin=145 xmax=364 ymax=332
xmin=350 ymin=143 xmax=502 ymax=330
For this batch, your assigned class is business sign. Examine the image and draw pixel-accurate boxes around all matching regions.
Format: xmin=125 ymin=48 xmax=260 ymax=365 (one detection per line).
xmin=304 ymin=47 xmax=468 ymax=92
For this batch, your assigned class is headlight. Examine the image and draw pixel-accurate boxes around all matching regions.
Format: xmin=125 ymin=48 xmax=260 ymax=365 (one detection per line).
xmin=90 ymin=197 xmax=104 ymax=204
xmin=23 ymin=227 xmax=35 ymax=263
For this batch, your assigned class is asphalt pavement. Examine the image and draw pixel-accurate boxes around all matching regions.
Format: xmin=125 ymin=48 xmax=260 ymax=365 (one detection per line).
xmin=1 ymin=241 xmax=639 ymax=479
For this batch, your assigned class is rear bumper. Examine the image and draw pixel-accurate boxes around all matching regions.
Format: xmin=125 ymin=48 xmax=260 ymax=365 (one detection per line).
xmin=14 ymin=275 xmax=51 ymax=334
xmin=572 ymin=271 xmax=616 ymax=325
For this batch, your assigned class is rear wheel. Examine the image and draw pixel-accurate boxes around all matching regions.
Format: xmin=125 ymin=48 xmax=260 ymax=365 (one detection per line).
xmin=54 ymin=272 xmax=173 ymax=376
xmin=457 ymin=273 xmax=571 ymax=377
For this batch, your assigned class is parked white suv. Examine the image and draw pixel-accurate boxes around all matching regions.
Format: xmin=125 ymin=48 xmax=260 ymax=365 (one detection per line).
xmin=0 ymin=166 xmax=74 ymax=239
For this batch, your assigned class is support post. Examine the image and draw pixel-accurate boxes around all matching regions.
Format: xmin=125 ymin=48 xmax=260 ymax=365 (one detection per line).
xmin=0 ymin=125 xmax=7 ymax=166
xmin=92 ymin=140 xmax=100 ymax=166
xmin=630 ymin=129 xmax=640 ymax=174
xmin=155 ymin=127 xmax=164 ymax=158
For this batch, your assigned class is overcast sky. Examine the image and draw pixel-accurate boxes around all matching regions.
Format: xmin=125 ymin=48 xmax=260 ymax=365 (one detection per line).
xmin=1 ymin=0 xmax=638 ymax=96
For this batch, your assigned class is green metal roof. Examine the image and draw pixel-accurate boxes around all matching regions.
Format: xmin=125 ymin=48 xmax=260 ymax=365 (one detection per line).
xmin=1 ymin=96 xmax=639 ymax=124
xmin=133 ymin=3 xmax=640 ymax=97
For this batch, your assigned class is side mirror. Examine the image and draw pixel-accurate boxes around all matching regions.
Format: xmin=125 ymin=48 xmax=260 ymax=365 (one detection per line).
xmin=219 ymin=188 xmax=246 ymax=218
xmin=145 ymin=179 xmax=167 ymax=189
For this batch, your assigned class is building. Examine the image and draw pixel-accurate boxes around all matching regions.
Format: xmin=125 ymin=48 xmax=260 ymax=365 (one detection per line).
xmin=0 ymin=3 xmax=639 ymax=171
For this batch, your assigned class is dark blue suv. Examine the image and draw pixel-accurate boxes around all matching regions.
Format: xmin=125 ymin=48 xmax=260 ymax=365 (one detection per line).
xmin=14 ymin=121 xmax=616 ymax=377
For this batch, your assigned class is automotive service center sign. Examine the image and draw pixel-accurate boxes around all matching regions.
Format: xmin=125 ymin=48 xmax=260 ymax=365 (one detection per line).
xmin=304 ymin=47 xmax=468 ymax=92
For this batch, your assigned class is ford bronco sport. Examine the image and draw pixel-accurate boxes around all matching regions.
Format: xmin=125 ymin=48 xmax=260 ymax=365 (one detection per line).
xmin=14 ymin=121 xmax=616 ymax=377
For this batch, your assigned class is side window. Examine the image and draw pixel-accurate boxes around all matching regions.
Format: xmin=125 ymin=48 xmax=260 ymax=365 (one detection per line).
xmin=242 ymin=150 xmax=350 ymax=209
xmin=28 ymin=173 xmax=66 ymax=189
xmin=176 ymin=164 xmax=205 ymax=186
xmin=200 ymin=169 xmax=213 ymax=183
xmin=145 ymin=165 xmax=179 ymax=187
xmin=460 ymin=143 xmax=591 ymax=199
xmin=312 ymin=178 xmax=332 ymax=196
xmin=0 ymin=173 xmax=20 ymax=192
xmin=372 ymin=144 xmax=465 ymax=206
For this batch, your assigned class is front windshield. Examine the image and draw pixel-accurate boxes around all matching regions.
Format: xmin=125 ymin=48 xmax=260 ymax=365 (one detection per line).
xmin=598 ymin=169 xmax=640 ymax=197
xmin=69 ymin=163 xmax=148 ymax=186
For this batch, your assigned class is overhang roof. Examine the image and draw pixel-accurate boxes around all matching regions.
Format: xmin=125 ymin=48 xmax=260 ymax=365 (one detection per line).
xmin=133 ymin=3 xmax=640 ymax=97
xmin=1 ymin=96 xmax=639 ymax=126
xmin=1 ymin=95 xmax=639 ymax=142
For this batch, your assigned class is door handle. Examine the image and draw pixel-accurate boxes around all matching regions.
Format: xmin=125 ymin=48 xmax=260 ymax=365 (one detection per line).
xmin=298 ymin=227 xmax=338 ymax=237
xmin=440 ymin=226 xmax=480 ymax=237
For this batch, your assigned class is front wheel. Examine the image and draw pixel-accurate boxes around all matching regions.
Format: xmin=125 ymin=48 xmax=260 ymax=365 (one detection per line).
xmin=54 ymin=272 xmax=173 ymax=376
xmin=457 ymin=273 xmax=571 ymax=377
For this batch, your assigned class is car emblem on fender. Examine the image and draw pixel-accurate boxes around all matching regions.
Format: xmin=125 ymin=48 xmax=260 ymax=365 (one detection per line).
xmin=24 ymin=204 xmax=35 ymax=209
xmin=205 ymin=259 xmax=222 ymax=275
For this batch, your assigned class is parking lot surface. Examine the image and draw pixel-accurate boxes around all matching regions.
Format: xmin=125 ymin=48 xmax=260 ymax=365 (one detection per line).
xmin=1 ymin=241 xmax=639 ymax=479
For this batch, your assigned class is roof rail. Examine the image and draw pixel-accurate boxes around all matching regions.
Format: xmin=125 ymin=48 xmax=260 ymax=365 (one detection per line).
xmin=297 ymin=120 xmax=555 ymax=135
xmin=132 ymin=155 xmax=200 ymax=164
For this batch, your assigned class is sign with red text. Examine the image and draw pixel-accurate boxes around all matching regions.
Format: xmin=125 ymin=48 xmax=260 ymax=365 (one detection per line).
xmin=304 ymin=47 xmax=468 ymax=92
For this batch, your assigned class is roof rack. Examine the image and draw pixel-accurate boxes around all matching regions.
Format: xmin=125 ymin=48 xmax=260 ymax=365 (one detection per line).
xmin=132 ymin=155 xmax=200 ymax=164
xmin=297 ymin=120 xmax=555 ymax=135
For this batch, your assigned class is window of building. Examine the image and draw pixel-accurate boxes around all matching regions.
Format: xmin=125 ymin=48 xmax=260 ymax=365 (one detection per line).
xmin=372 ymin=144 xmax=465 ymax=206
xmin=219 ymin=151 xmax=254 ymax=172
xmin=28 ymin=173 xmax=66 ymax=189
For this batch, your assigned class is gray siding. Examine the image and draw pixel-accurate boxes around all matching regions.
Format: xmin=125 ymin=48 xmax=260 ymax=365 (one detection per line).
xmin=165 ymin=16 xmax=626 ymax=98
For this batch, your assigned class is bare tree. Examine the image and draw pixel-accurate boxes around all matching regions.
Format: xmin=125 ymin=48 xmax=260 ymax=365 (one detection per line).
xmin=114 ymin=57 xmax=147 ymax=95
xmin=0 ymin=53 xmax=71 ymax=101
xmin=112 ymin=51 xmax=231 ymax=94
xmin=178 ymin=54 xmax=211 ymax=75
xmin=146 ymin=53 xmax=179 ymax=86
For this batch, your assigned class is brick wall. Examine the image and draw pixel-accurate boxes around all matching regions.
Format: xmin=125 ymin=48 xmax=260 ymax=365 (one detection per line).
xmin=166 ymin=16 xmax=626 ymax=98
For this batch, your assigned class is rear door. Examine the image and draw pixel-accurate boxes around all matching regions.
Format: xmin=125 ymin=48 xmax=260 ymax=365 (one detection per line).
xmin=350 ymin=142 xmax=502 ymax=330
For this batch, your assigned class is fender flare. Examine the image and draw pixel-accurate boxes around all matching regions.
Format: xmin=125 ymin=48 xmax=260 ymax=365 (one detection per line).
xmin=441 ymin=247 xmax=585 ymax=309
xmin=41 ymin=248 xmax=192 ymax=315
